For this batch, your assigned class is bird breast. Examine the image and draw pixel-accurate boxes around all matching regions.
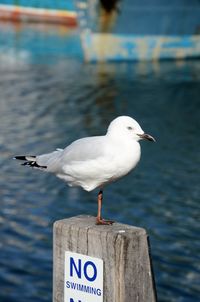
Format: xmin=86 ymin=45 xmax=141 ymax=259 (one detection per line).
xmin=108 ymin=140 xmax=141 ymax=180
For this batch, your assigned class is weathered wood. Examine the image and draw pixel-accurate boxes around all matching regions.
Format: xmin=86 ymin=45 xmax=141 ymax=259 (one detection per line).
xmin=53 ymin=215 xmax=157 ymax=302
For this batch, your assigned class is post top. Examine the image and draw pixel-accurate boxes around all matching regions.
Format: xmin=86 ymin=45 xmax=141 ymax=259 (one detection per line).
xmin=54 ymin=215 xmax=147 ymax=237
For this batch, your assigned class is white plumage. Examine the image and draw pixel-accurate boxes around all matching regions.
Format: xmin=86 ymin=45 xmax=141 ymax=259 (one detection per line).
xmin=14 ymin=116 xmax=155 ymax=225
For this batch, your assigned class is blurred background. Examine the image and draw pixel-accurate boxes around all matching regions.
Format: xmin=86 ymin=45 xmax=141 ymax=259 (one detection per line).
xmin=0 ymin=1 xmax=200 ymax=302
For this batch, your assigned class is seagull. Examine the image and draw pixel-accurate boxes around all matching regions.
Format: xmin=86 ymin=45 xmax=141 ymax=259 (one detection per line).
xmin=14 ymin=116 xmax=155 ymax=225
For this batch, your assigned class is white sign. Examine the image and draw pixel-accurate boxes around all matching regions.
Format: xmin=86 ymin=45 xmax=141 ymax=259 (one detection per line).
xmin=64 ymin=251 xmax=103 ymax=302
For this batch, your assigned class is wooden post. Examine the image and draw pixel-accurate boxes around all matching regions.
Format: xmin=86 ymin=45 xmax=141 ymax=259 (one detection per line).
xmin=53 ymin=215 xmax=157 ymax=302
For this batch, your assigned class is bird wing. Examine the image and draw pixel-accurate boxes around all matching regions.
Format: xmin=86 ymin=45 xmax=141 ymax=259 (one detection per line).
xmin=61 ymin=136 xmax=106 ymax=162
xmin=58 ymin=136 xmax=116 ymax=190
xmin=36 ymin=136 xmax=107 ymax=174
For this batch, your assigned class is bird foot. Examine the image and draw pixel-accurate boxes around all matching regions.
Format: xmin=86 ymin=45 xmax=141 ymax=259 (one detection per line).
xmin=96 ymin=217 xmax=114 ymax=225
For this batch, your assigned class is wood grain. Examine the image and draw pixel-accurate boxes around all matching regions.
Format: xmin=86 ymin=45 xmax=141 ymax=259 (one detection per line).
xmin=53 ymin=215 xmax=157 ymax=302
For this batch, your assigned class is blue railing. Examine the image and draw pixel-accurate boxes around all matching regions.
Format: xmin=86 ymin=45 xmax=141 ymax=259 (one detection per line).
xmin=0 ymin=0 xmax=75 ymax=11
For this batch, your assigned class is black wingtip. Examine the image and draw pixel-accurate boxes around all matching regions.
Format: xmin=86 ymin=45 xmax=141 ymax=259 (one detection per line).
xmin=14 ymin=155 xmax=36 ymax=160
xmin=21 ymin=161 xmax=47 ymax=169
xmin=13 ymin=155 xmax=47 ymax=169
xmin=14 ymin=156 xmax=27 ymax=160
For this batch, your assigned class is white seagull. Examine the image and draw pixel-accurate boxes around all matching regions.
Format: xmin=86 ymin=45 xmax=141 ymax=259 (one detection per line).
xmin=14 ymin=116 xmax=155 ymax=225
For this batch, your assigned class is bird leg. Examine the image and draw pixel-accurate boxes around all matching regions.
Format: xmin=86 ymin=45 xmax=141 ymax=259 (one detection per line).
xmin=96 ymin=190 xmax=114 ymax=225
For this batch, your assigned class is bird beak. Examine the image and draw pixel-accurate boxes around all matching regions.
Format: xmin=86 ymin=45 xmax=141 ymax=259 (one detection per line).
xmin=138 ymin=133 xmax=156 ymax=142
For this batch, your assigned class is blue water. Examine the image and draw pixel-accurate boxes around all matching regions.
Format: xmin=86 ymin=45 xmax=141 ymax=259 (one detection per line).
xmin=0 ymin=22 xmax=200 ymax=302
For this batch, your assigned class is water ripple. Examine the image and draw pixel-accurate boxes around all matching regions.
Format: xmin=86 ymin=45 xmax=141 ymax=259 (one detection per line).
xmin=0 ymin=53 xmax=200 ymax=301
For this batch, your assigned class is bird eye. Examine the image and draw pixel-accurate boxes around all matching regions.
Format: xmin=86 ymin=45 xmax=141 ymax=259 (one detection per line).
xmin=127 ymin=126 xmax=133 ymax=130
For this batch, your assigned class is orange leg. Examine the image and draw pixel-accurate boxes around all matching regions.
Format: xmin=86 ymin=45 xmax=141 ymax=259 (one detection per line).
xmin=96 ymin=190 xmax=114 ymax=225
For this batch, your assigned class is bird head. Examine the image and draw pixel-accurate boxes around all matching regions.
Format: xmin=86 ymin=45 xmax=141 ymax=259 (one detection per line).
xmin=107 ymin=116 xmax=155 ymax=142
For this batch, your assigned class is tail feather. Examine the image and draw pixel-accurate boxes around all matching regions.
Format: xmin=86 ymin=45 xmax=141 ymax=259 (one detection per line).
xmin=14 ymin=155 xmax=47 ymax=169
